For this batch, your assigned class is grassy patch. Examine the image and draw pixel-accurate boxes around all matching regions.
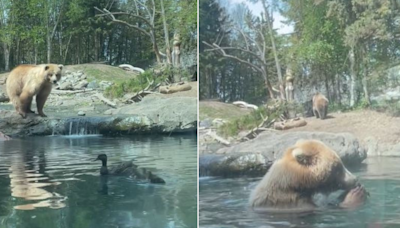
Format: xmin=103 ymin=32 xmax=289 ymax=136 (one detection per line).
xmin=370 ymin=100 xmax=400 ymax=117
xmin=105 ymin=70 xmax=167 ymax=98
xmin=218 ymin=102 xmax=304 ymax=137
xmin=65 ymin=64 xmax=132 ymax=83
xmin=199 ymin=102 xmax=250 ymax=121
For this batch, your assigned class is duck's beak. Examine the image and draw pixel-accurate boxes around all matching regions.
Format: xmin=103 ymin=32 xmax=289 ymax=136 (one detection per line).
xmin=93 ymin=158 xmax=99 ymax=161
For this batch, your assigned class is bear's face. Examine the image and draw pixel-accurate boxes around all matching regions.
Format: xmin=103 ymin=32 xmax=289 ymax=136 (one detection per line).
xmin=283 ymin=139 xmax=358 ymax=193
xmin=44 ymin=64 xmax=63 ymax=84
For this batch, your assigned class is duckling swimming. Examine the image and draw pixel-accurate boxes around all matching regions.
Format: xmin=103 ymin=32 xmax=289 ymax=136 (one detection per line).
xmin=94 ymin=154 xmax=166 ymax=184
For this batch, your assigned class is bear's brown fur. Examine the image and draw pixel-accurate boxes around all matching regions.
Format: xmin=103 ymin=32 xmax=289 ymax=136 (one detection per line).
xmin=6 ymin=64 xmax=63 ymax=118
xmin=249 ymin=139 xmax=364 ymax=211
xmin=312 ymin=92 xmax=329 ymax=119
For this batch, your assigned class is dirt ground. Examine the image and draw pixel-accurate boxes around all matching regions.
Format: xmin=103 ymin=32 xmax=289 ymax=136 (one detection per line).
xmin=199 ymin=100 xmax=400 ymax=147
xmin=288 ymin=109 xmax=400 ymax=145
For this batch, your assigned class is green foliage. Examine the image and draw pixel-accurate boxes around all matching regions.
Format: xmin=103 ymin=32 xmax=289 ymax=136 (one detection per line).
xmin=0 ymin=0 xmax=196 ymax=71
xmin=218 ymin=101 xmax=304 ymax=137
xmin=370 ymin=100 xmax=400 ymax=117
xmin=105 ymin=70 xmax=167 ymax=98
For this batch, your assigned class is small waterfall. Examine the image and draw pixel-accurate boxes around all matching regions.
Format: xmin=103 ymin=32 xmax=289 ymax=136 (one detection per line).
xmin=63 ymin=118 xmax=102 ymax=136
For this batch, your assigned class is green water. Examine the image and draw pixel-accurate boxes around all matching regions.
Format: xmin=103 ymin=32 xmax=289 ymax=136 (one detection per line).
xmin=199 ymin=158 xmax=400 ymax=228
xmin=0 ymin=135 xmax=197 ymax=228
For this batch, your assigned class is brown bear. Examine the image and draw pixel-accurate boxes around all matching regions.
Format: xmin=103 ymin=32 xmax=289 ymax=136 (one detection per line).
xmin=249 ymin=139 xmax=367 ymax=212
xmin=6 ymin=64 xmax=63 ymax=118
xmin=312 ymin=92 xmax=329 ymax=119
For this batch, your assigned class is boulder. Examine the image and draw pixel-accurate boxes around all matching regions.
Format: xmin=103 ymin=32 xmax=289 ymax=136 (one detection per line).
xmin=200 ymin=131 xmax=367 ymax=177
xmin=0 ymin=96 xmax=197 ymax=136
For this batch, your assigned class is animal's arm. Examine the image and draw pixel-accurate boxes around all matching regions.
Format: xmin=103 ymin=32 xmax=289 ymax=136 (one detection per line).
xmin=338 ymin=185 xmax=368 ymax=209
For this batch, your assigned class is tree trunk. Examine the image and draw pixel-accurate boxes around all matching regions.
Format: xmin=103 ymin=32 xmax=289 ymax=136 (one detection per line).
xmin=63 ymin=34 xmax=73 ymax=64
xmin=3 ymin=43 xmax=10 ymax=71
xmin=349 ymin=48 xmax=356 ymax=107
xmin=362 ymin=46 xmax=371 ymax=106
xmin=263 ymin=0 xmax=285 ymax=100
xmin=172 ymin=33 xmax=181 ymax=67
xmin=336 ymin=73 xmax=341 ymax=105
xmin=34 ymin=45 xmax=38 ymax=65
xmin=151 ymin=34 xmax=162 ymax=63
xmin=47 ymin=34 xmax=51 ymax=63
xmin=160 ymin=0 xmax=172 ymax=65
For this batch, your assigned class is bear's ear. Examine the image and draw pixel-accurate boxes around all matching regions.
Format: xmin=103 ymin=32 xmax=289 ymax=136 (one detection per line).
xmin=44 ymin=65 xmax=49 ymax=71
xmin=292 ymin=148 xmax=313 ymax=166
xmin=58 ymin=64 xmax=63 ymax=70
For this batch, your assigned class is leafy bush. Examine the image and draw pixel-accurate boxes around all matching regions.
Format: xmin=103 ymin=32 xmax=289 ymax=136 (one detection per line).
xmin=105 ymin=70 xmax=167 ymax=98
xmin=218 ymin=101 xmax=304 ymax=137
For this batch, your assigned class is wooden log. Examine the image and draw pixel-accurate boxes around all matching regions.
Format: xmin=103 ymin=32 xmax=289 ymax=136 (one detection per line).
xmin=232 ymin=101 xmax=258 ymax=110
xmin=52 ymin=89 xmax=95 ymax=94
xmin=118 ymin=64 xmax=145 ymax=73
xmin=159 ymin=83 xmax=192 ymax=94
xmin=274 ymin=117 xmax=307 ymax=130
xmin=206 ymin=131 xmax=231 ymax=146
xmin=93 ymin=93 xmax=117 ymax=108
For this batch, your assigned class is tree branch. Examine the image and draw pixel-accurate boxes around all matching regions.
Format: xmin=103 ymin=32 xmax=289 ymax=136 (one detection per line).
xmin=203 ymin=41 xmax=263 ymax=72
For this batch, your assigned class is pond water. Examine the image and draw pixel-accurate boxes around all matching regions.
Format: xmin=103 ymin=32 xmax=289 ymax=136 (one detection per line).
xmin=199 ymin=157 xmax=400 ymax=228
xmin=0 ymin=134 xmax=197 ymax=228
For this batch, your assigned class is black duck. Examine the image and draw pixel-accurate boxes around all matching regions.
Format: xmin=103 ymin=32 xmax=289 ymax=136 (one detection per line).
xmin=94 ymin=154 xmax=165 ymax=184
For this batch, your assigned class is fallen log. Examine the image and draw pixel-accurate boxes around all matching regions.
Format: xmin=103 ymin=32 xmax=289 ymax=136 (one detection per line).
xmin=206 ymin=131 xmax=231 ymax=146
xmin=159 ymin=83 xmax=192 ymax=94
xmin=274 ymin=117 xmax=307 ymax=130
xmin=93 ymin=93 xmax=117 ymax=108
xmin=53 ymin=89 xmax=95 ymax=94
xmin=232 ymin=101 xmax=258 ymax=110
xmin=118 ymin=64 xmax=145 ymax=73
xmin=123 ymin=80 xmax=158 ymax=103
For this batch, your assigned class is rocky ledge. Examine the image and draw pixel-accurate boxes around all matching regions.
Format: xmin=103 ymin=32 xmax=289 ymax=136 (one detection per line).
xmin=0 ymin=96 xmax=197 ymax=137
xmin=199 ymin=131 xmax=367 ymax=177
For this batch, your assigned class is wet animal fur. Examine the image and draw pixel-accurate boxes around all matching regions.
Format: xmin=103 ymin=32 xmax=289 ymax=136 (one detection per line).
xmin=249 ymin=139 xmax=358 ymax=210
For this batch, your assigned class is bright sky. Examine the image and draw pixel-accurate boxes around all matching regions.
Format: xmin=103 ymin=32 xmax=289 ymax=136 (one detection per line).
xmin=225 ymin=0 xmax=294 ymax=35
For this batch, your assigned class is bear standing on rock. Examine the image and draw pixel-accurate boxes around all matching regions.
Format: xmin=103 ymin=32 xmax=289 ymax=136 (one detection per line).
xmin=249 ymin=139 xmax=368 ymax=212
xmin=6 ymin=64 xmax=63 ymax=118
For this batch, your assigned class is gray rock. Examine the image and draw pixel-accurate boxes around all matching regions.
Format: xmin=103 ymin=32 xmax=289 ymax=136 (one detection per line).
xmin=77 ymin=111 xmax=86 ymax=116
xmin=103 ymin=108 xmax=120 ymax=115
xmin=200 ymin=131 xmax=367 ymax=177
xmin=74 ymin=80 xmax=89 ymax=90
xmin=0 ymin=96 xmax=197 ymax=136
xmin=212 ymin=118 xmax=226 ymax=128
xmin=99 ymin=81 xmax=113 ymax=90
xmin=0 ymin=93 xmax=9 ymax=103
xmin=200 ymin=119 xmax=212 ymax=128
xmin=58 ymin=82 xmax=73 ymax=90
xmin=116 ymin=96 xmax=197 ymax=133
xmin=87 ymin=81 xmax=99 ymax=89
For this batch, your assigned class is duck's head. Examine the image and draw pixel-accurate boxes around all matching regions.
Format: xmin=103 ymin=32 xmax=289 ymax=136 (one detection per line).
xmin=95 ymin=154 xmax=107 ymax=162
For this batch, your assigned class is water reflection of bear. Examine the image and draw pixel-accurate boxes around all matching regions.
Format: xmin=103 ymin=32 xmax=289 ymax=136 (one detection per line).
xmin=9 ymin=148 xmax=66 ymax=210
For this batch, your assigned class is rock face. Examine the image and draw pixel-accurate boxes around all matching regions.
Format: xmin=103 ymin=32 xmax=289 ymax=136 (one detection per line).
xmin=0 ymin=95 xmax=197 ymax=137
xmin=199 ymin=131 xmax=367 ymax=177
xmin=116 ymin=96 xmax=197 ymax=133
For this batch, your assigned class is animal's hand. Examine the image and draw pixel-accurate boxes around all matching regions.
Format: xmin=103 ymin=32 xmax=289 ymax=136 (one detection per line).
xmin=339 ymin=185 xmax=369 ymax=209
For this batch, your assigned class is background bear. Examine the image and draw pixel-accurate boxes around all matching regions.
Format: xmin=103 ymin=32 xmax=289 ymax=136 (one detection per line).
xmin=249 ymin=139 xmax=367 ymax=211
xmin=6 ymin=64 xmax=63 ymax=118
xmin=312 ymin=92 xmax=329 ymax=119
